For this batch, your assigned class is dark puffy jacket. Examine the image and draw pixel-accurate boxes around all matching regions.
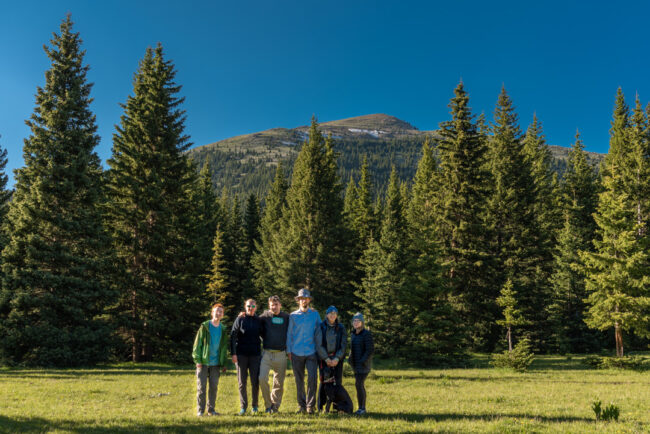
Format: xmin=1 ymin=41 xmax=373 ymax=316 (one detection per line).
xmin=315 ymin=320 xmax=346 ymax=361
xmin=349 ymin=328 xmax=374 ymax=374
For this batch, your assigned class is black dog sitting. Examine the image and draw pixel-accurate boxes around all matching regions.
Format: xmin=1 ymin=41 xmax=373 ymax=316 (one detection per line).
xmin=320 ymin=365 xmax=354 ymax=414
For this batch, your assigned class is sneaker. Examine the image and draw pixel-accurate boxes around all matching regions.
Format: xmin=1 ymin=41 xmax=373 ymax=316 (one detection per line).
xmin=251 ymin=407 xmax=259 ymax=415
xmin=295 ymin=407 xmax=306 ymax=414
xmin=238 ymin=408 xmax=246 ymax=416
xmin=197 ymin=411 xmax=204 ymax=417
xmin=306 ymin=407 xmax=315 ymax=415
xmin=355 ymin=408 xmax=366 ymax=415
xmin=207 ymin=410 xmax=219 ymax=416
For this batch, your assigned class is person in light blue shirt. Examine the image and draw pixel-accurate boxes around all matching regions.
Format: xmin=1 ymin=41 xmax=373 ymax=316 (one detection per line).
xmin=286 ymin=288 xmax=320 ymax=413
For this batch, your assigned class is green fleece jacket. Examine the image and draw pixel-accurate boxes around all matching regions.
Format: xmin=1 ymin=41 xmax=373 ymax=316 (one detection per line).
xmin=192 ymin=320 xmax=229 ymax=366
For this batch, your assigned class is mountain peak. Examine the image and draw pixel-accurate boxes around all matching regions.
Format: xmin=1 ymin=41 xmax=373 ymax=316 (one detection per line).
xmin=320 ymin=114 xmax=418 ymax=132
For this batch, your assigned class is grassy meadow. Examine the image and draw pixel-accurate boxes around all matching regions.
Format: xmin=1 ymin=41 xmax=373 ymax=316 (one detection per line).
xmin=1 ymin=355 xmax=649 ymax=433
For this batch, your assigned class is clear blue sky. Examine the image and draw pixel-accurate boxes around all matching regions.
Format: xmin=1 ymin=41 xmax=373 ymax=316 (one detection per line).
xmin=1 ymin=1 xmax=649 ymax=186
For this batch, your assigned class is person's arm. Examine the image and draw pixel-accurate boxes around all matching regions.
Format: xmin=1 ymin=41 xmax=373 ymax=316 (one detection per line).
xmin=334 ymin=325 xmax=346 ymax=361
xmin=230 ymin=318 xmax=240 ymax=363
xmin=315 ymin=323 xmax=328 ymax=360
xmin=192 ymin=326 xmax=203 ymax=367
xmin=286 ymin=314 xmax=295 ymax=356
xmin=259 ymin=315 xmax=266 ymax=341
xmin=347 ymin=332 xmax=355 ymax=367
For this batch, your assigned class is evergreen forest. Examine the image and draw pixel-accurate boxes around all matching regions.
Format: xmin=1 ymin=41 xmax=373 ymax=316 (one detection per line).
xmin=0 ymin=17 xmax=649 ymax=367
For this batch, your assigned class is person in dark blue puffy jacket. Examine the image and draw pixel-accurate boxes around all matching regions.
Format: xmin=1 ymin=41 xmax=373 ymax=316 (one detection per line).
xmin=348 ymin=312 xmax=374 ymax=415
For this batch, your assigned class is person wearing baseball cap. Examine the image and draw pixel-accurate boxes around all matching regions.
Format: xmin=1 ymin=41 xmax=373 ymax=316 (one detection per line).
xmin=286 ymin=288 xmax=321 ymax=414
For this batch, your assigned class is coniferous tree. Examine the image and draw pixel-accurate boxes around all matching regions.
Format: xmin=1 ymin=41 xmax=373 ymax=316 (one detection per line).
xmin=523 ymin=115 xmax=562 ymax=246
xmin=427 ymin=82 xmax=493 ymax=349
xmin=191 ymin=162 xmax=222 ymax=289
xmin=351 ymin=156 xmax=377 ymax=246
xmin=548 ymin=132 xmax=602 ymax=352
xmin=0 ymin=142 xmax=12 ymax=252
xmin=581 ymin=90 xmax=650 ymax=357
xmin=242 ymin=193 xmax=261 ymax=299
xmin=205 ymin=226 xmax=230 ymax=316
xmin=359 ymin=168 xmax=409 ymax=354
xmin=253 ymin=164 xmax=288 ymax=301
xmin=106 ymin=44 xmax=200 ymax=362
xmin=0 ymin=16 xmax=113 ymax=366
xmin=486 ymin=87 xmax=545 ymax=349
xmin=627 ymin=96 xmax=650 ymax=237
xmin=402 ymin=131 xmax=466 ymax=360
xmin=265 ymin=118 xmax=355 ymax=313
xmin=496 ymin=279 xmax=528 ymax=352
xmin=343 ymin=176 xmax=358 ymax=226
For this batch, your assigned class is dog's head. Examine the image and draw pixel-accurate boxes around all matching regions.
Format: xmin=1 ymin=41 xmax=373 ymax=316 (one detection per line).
xmin=322 ymin=365 xmax=336 ymax=384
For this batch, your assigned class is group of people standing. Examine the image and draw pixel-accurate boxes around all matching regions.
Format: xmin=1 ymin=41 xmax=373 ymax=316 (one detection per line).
xmin=192 ymin=288 xmax=374 ymax=417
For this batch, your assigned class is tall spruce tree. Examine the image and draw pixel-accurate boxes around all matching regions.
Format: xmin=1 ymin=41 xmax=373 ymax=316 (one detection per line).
xmin=343 ymin=177 xmax=358 ymax=225
xmin=0 ymin=16 xmax=113 ymax=366
xmin=627 ymin=96 xmax=650 ymax=237
xmin=106 ymin=44 xmax=201 ymax=362
xmin=486 ymin=87 xmax=546 ymax=349
xmin=253 ymin=164 xmax=288 ymax=301
xmin=0 ymin=142 xmax=12 ymax=252
xmin=359 ymin=168 xmax=409 ymax=355
xmin=426 ymin=82 xmax=493 ymax=349
xmin=191 ymin=162 xmax=222 ymax=290
xmin=242 ymin=193 xmax=261 ymax=299
xmin=265 ymin=118 xmax=355 ymax=314
xmin=548 ymin=132 xmax=602 ymax=353
xmin=581 ymin=90 xmax=650 ymax=357
xmin=351 ymin=156 xmax=377 ymax=247
xmin=205 ymin=226 xmax=231 ymax=318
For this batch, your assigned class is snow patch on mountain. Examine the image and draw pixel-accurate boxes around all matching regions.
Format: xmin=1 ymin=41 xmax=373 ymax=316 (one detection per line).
xmin=348 ymin=128 xmax=387 ymax=138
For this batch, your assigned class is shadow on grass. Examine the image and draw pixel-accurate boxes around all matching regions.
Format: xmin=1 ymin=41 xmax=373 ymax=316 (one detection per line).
xmin=0 ymin=415 xmax=317 ymax=434
xmin=365 ymin=411 xmax=593 ymax=423
xmin=0 ymin=365 xmax=241 ymax=380
xmin=0 ymin=411 xmax=595 ymax=433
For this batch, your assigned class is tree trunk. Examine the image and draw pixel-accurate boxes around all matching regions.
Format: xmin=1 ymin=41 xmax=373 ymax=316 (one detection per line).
xmin=132 ymin=332 xmax=142 ymax=362
xmin=614 ymin=322 xmax=624 ymax=358
xmin=131 ymin=288 xmax=141 ymax=362
xmin=507 ymin=327 xmax=512 ymax=352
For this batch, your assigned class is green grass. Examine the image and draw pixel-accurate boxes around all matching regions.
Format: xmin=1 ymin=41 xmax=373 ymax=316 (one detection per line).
xmin=1 ymin=355 xmax=649 ymax=433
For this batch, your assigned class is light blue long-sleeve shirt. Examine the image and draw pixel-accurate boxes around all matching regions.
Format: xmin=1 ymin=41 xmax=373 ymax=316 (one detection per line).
xmin=286 ymin=307 xmax=320 ymax=356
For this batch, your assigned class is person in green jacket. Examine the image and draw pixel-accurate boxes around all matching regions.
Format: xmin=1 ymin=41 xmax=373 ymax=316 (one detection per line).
xmin=193 ymin=303 xmax=229 ymax=416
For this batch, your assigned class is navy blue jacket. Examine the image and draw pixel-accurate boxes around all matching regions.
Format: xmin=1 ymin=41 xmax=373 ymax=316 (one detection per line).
xmin=349 ymin=328 xmax=374 ymax=374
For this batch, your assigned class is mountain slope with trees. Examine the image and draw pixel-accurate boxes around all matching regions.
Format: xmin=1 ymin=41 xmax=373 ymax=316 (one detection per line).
xmin=188 ymin=113 xmax=605 ymax=200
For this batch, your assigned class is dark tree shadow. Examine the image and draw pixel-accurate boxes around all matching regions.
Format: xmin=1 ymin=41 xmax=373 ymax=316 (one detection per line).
xmin=364 ymin=411 xmax=593 ymax=424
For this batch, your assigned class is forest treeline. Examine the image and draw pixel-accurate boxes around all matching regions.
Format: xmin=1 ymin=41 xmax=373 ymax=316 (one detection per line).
xmin=187 ymin=127 xmax=604 ymax=201
xmin=0 ymin=17 xmax=648 ymax=367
